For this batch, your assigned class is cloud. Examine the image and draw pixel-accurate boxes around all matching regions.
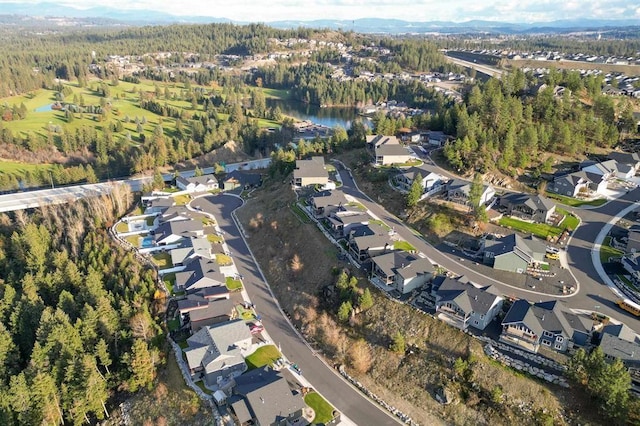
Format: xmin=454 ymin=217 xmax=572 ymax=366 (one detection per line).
xmin=3 ymin=0 xmax=639 ymax=22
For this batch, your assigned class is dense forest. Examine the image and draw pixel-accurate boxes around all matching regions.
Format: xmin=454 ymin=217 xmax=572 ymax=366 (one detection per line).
xmin=440 ymin=68 xmax=637 ymax=175
xmin=0 ymin=187 xmax=165 ymax=425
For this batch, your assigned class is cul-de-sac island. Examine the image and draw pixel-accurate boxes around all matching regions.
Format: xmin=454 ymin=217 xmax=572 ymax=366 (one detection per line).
xmin=1 ymin=3 xmax=640 ymax=426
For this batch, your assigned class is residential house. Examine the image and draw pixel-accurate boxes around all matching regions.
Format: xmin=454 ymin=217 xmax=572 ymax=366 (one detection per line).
xmin=309 ymin=191 xmax=348 ymax=218
xmin=176 ymin=174 xmax=219 ymax=192
xmin=395 ymin=165 xmax=446 ymax=194
xmin=498 ymin=193 xmax=556 ymax=224
xmin=500 ymin=300 xmax=592 ymax=353
xmin=367 ymin=134 xmax=412 ymax=166
xmin=170 ymin=236 xmax=214 ymax=267
xmin=153 ymin=220 xmax=203 ymax=246
xmin=178 ymin=295 xmax=236 ymax=332
xmin=145 ymin=197 xmax=175 ymax=214
xmin=222 ymin=170 xmax=263 ymax=191
xmin=292 ymin=156 xmax=329 ymax=187
xmin=482 ymin=234 xmax=547 ymax=274
xmin=183 ymin=320 xmax=252 ymax=388
xmin=175 ymin=257 xmax=226 ymax=292
xmin=599 ymin=324 xmax=640 ymax=376
xmin=550 ymin=171 xmax=607 ymax=197
xmin=626 ymin=225 xmax=640 ymax=253
xmin=230 ymin=367 xmax=306 ymax=426
xmin=349 ymin=228 xmax=393 ymax=263
xmin=158 ymin=205 xmax=195 ymax=224
xmin=445 ymin=178 xmax=495 ymax=207
xmin=581 ymin=159 xmax=633 ymax=180
xmin=370 ymin=250 xmax=433 ymax=294
xmin=621 ymin=253 xmax=640 ymax=283
xmin=326 ymin=211 xmax=370 ymax=237
xmin=608 ymin=151 xmax=640 ymax=174
xmin=433 ymin=276 xmax=504 ymax=331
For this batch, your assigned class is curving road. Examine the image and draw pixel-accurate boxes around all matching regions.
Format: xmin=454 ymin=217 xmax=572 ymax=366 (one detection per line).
xmin=335 ymin=162 xmax=640 ymax=333
xmin=196 ymin=194 xmax=399 ymax=426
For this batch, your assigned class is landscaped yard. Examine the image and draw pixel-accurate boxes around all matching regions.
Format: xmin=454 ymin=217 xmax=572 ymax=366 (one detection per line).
xmin=207 ymin=233 xmax=224 ymax=243
xmin=216 ymin=254 xmax=233 ymax=266
xmin=173 ymin=194 xmax=190 ymax=205
xmin=145 ymin=216 xmax=156 ymax=226
xmin=152 ymin=252 xmax=173 ymax=269
xmin=557 ymin=208 xmax=580 ymax=230
xmin=235 ymin=304 xmax=254 ymax=320
xmin=346 ymin=201 xmax=367 ymax=211
xmin=304 ymin=391 xmax=335 ymax=424
xmin=201 ymin=217 xmax=216 ymax=226
xmin=163 ymin=272 xmax=176 ymax=294
xmin=244 ymin=345 xmax=281 ymax=370
xmin=547 ymin=193 xmax=608 ymax=207
xmin=226 ymin=276 xmax=243 ymax=291
xmin=394 ymin=158 xmax=423 ymax=168
xmin=394 ymin=240 xmax=416 ymax=252
xmin=369 ymin=219 xmax=391 ymax=231
xmin=167 ymin=317 xmax=181 ymax=332
xmin=125 ymin=235 xmax=140 ymax=247
xmin=291 ymin=203 xmax=312 ymax=223
xmin=600 ymin=236 xmax=624 ymax=263
xmin=498 ymin=216 xmax=563 ymax=239
xmin=116 ymin=221 xmax=129 ymax=233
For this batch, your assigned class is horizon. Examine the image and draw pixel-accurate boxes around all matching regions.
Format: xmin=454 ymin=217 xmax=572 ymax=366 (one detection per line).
xmin=1 ymin=0 xmax=639 ymax=24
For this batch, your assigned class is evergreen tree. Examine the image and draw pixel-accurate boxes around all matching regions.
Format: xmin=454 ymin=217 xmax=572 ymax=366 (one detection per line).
xmin=406 ymin=173 xmax=423 ymax=207
xmin=358 ymin=288 xmax=373 ymax=311
xmin=390 ymin=331 xmax=405 ymax=354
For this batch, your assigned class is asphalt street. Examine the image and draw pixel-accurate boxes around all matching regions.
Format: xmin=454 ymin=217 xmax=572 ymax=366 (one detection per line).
xmin=335 ymin=162 xmax=640 ymax=333
xmin=196 ymin=194 xmax=399 ymax=426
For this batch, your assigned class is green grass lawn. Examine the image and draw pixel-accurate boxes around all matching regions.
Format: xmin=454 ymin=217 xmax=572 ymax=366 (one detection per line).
xmin=394 ymin=240 xmax=416 ymax=252
xmin=216 ymin=254 xmax=233 ymax=266
xmin=0 ymin=159 xmax=55 ymax=176
xmin=369 ymin=219 xmax=391 ymax=231
xmin=304 ymin=391 xmax=335 ymax=424
xmin=290 ymin=203 xmax=312 ymax=223
xmin=346 ymin=202 xmax=367 ymax=211
xmin=226 ymin=276 xmax=243 ymax=291
xmin=207 ymin=234 xmax=224 ymax=243
xmin=116 ymin=222 xmax=129 ymax=233
xmin=547 ymin=193 xmax=608 ymax=207
xmin=167 ymin=318 xmax=181 ymax=332
xmin=173 ymin=194 xmax=190 ymax=205
xmin=145 ymin=216 xmax=155 ymax=226
xmin=201 ymin=217 xmax=216 ymax=226
xmin=557 ymin=208 xmax=580 ymax=230
xmin=394 ymin=158 xmax=423 ymax=168
xmin=600 ymin=236 xmax=624 ymax=263
xmin=163 ymin=272 xmax=176 ymax=294
xmin=125 ymin=235 xmax=140 ymax=247
xmin=195 ymin=381 xmax=212 ymax=395
xmin=235 ymin=304 xmax=254 ymax=320
xmin=244 ymin=345 xmax=281 ymax=370
xmin=498 ymin=216 xmax=563 ymax=239
xmin=260 ymin=88 xmax=292 ymax=99
xmin=152 ymin=252 xmax=173 ymax=269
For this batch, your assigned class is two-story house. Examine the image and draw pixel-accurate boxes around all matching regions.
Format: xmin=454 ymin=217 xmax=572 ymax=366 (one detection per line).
xmin=367 ymin=135 xmax=412 ymax=166
xmin=370 ymin=250 xmax=433 ymax=294
xmin=432 ymin=276 xmax=504 ymax=331
xmin=309 ymin=191 xmax=348 ymax=219
xmin=183 ymin=320 xmax=253 ymax=388
xmin=395 ymin=165 xmax=446 ymax=194
xmin=500 ymin=300 xmax=592 ymax=353
xmin=498 ymin=193 xmax=556 ymax=224
xmin=174 ymin=257 xmax=226 ymax=292
xmin=445 ymin=178 xmax=495 ymax=207
xmin=153 ymin=219 xmax=203 ymax=246
xmin=482 ymin=234 xmax=547 ymax=274
xmin=292 ymin=156 xmax=329 ymax=187
xmin=348 ymin=224 xmax=394 ymax=264
xmin=176 ymin=174 xmax=219 ymax=192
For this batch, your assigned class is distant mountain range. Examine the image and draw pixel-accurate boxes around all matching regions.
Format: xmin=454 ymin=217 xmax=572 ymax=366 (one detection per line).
xmin=1 ymin=2 xmax=639 ymax=34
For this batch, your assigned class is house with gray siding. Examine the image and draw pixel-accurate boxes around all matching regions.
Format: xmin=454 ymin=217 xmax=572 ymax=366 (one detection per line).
xmin=370 ymin=250 xmax=433 ymax=294
xmin=499 ymin=193 xmax=556 ymax=224
xmin=482 ymin=234 xmax=547 ymax=274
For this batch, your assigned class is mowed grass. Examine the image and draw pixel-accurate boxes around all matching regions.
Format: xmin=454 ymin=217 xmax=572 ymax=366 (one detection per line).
xmin=226 ymin=277 xmax=243 ymax=291
xmin=394 ymin=240 xmax=416 ymax=252
xmin=304 ymin=391 xmax=335 ymax=424
xmin=152 ymin=252 xmax=173 ymax=269
xmin=244 ymin=345 xmax=281 ymax=370
xmin=600 ymin=236 xmax=624 ymax=263
xmin=498 ymin=216 xmax=563 ymax=239
xmin=547 ymin=193 xmax=608 ymax=207
xmin=260 ymin=87 xmax=292 ymax=99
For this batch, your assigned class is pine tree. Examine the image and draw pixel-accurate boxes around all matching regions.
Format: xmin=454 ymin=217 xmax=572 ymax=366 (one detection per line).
xmin=337 ymin=301 xmax=352 ymax=322
xmin=406 ymin=172 xmax=423 ymax=207
xmin=358 ymin=288 xmax=373 ymax=311
xmin=390 ymin=331 xmax=405 ymax=354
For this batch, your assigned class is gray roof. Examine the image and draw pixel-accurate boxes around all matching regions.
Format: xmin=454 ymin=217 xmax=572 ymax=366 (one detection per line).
xmin=159 ymin=205 xmax=194 ymax=223
xmin=446 ymin=178 xmax=491 ymax=197
xmin=484 ymin=234 xmax=546 ymax=263
xmin=400 ymin=165 xmax=443 ymax=181
xmin=224 ymin=170 xmax=262 ymax=187
xmin=234 ymin=367 xmax=305 ymax=425
xmin=436 ymin=277 xmax=502 ymax=316
xmin=311 ymin=191 xmax=347 ymax=209
xmin=371 ymin=251 xmax=422 ymax=278
xmin=189 ymin=286 xmax=230 ymax=299
xmin=178 ymin=294 xmax=210 ymax=312
xmin=175 ymin=257 xmax=225 ymax=291
xmin=501 ymin=193 xmax=555 ymax=213
xmin=189 ymin=298 xmax=235 ymax=323
xmin=600 ymin=333 xmax=640 ymax=367
xmin=367 ymin=134 xmax=399 ymax=147
xmin=352 ymin=233 xmax=393 ymax=252
xmin=153 ymin=219 xmax=202 ymax=243
xmin=171 ymin=237 xmax=213 ymax=264
xmin=230 ymin=398 xmax=252 ymax=424
xmin=184 ymin=174 xmax=218 ymax=186
xmin=293 ymin=156 xmax=328 ymax=179
xmin=602 ymin=323 xmax=639 ymax=343
xmin=609 ymin=151 xmax=640 ymax=166
xmin=332 ymin=212 xmax=371 ymax=226
xmin=184 ymin=320 xmax=252 ymax=375
xmin=502 ymin=300 xmax=580 ymax=339
xmin=348 ymin=222 xmax=389 ymax=239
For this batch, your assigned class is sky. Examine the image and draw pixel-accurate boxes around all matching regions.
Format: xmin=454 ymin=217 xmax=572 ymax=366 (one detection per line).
xmin=2 ymin=0 xmax=640 ymax=23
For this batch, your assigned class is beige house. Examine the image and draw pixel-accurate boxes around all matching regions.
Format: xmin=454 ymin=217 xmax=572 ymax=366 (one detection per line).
xmin=292 ymin=156 xmax=329 ymax=187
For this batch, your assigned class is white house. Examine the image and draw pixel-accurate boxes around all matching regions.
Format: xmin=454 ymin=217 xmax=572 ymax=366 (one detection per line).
xmin=176 ymin=174 xmax=219 ymax=192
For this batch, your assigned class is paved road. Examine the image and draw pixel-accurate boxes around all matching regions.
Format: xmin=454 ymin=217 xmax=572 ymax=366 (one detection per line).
xmin=335 ymin=163 xmax=640 ymax=333
xmin=196 ymin=194 xmax=399 ymax=426
xmin=444 ymin=54 xmax=503 ymax=79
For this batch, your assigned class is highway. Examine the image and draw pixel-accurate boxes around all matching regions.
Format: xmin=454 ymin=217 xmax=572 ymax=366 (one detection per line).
xmin=444 ymin=54 xmax=503 ymax=79
xmin=196 ymin=194 xmax=399 ymax=426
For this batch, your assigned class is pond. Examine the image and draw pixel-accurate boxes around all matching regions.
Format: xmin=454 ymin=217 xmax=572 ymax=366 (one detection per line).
xmin=266 ymin=98 xmax=369 ymax=130
xmin=34 ymin=104 xmax=53 ymax=112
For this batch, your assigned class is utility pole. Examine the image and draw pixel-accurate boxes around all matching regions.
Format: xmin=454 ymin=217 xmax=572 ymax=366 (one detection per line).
xmin=49 ymin=171 xmax=54 ymax=189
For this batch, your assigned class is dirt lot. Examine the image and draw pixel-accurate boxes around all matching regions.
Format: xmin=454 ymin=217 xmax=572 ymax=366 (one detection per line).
xmin=236 ymin=172 xmax=605 ymax=426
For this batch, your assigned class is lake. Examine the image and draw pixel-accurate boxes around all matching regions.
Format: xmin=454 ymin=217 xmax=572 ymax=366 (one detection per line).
xmin=266 ymin=99 xmax=367 ymax=129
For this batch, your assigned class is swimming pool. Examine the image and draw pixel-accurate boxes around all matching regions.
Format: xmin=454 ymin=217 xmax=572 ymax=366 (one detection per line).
xmin=141 ymin=236 xmax=154 ymax=248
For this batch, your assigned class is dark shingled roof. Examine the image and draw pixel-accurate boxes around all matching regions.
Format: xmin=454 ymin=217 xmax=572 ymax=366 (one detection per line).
xmin=436 ymin=277 xmax=502 ymax=316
